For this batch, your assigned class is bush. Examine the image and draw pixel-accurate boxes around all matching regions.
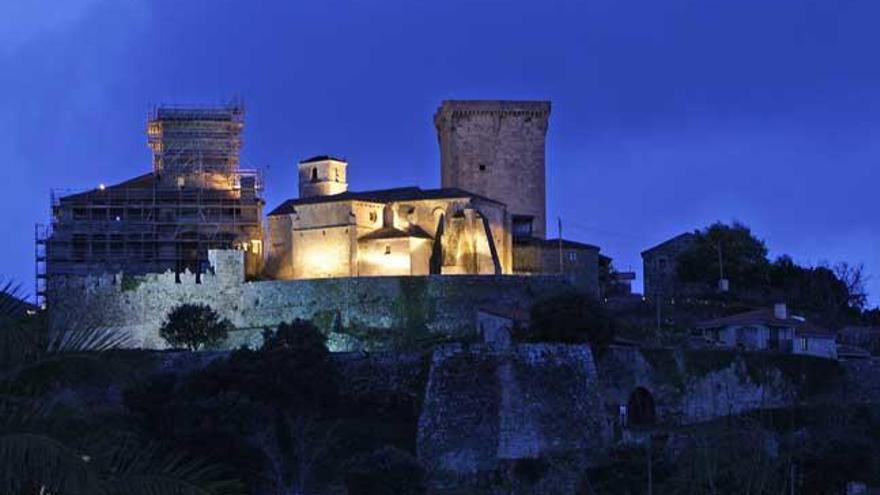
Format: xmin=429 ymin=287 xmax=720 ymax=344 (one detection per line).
xmin=345 ymin=446 xmax=425 ymax=495
xmin=525 ymin=292 xmax=616 ymax=347
xmin=159 ymin=303 xmax=232 ymax=350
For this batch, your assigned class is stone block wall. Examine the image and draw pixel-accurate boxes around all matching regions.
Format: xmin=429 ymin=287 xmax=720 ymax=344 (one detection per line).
xmin=417 ymin=344 xmax=611 ymax=487
xmin=47 ymin=250 xmax=575 ymax=350
xmin=435 ymin=100 xmax=550 ymax=239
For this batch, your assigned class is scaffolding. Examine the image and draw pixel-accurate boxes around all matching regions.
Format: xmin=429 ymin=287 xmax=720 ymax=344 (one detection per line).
xmin=37 ymin=105 xmax=264 ymax=307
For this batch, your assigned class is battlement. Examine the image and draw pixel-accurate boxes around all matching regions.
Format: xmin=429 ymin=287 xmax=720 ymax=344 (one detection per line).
xmin=47 ymin=251 xmax=577 ymax=350
xmin=434 ymin=100 xmax=551 ymax=122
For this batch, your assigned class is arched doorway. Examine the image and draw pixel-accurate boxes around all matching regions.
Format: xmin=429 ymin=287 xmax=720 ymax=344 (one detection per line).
xmin=627 ymin=387 xmax=656 ymax=427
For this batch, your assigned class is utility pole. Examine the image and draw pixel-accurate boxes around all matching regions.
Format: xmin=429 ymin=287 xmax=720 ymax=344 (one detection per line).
xmin=717 ymin=240 xmax=729 ymax=292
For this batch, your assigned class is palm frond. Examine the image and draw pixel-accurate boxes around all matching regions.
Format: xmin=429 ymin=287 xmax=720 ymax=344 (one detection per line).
xmin=0 ymin=279 xmax=29 ymax=320
xmin=95 ymin=437 xmax=247 ymax=495
xmin=0 ymin=432 xmax=95 ymax=495
xmin=46 ymin=324 xmax=134 ymax=354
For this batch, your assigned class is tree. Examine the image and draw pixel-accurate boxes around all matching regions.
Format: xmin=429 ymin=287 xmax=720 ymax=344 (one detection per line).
xmin=526 ymin=292 xmax=616 ymax=347
xmin=159 ymin=304 xmax=232 ymax=351
xmin=677 ymin=222 xmax=770 ymax=292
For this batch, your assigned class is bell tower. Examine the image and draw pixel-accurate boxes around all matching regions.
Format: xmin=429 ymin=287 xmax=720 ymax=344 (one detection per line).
xmin=298 ymin=155 xmax=348 ymax=198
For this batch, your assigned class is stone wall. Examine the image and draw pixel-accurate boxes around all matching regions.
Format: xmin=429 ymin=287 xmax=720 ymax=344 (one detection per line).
xmin=417 ymin=344 xmax=611 ymax=491
xmin=435 ymin=100 xmax=550 ymax=239
xmin=596 ymin=347 xmax=847 ymax=427
xmin=47 ymin=250 xmax=575 ymax=350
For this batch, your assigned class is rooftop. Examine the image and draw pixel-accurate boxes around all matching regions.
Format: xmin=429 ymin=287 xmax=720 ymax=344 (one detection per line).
xmin=268 ymin=186 xmax=505 ymax=216
xmin=300 ymin=155 xmax=347 ymax=164
xmin=514 ymin=236 xmax=600 ymax=251
xmin=359 ymin=225 xmax=433 ymax=241
xmin=641 ymin=232 xmax=696 ymax=256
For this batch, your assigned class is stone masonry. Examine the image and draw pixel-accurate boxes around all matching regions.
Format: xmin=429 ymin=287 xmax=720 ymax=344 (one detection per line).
xmin=47 ymin=250 xmax=576 ymax=350
xmin=435 ymin=100 xmax=551 ymax=239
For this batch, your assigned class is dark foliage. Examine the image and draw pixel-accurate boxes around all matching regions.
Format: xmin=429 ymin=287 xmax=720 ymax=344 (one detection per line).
xmin=159 ymin=303 xmax=232 ymax=351
xmin=344 ymin=445 xmax=425 ymax=495
xmin=677 ymin=221 xmax=770 ymax=290
xmin=524 ymin=292 xmax=616 ymax=347
xmin=675 ymin=222 xmax=870 ymax=327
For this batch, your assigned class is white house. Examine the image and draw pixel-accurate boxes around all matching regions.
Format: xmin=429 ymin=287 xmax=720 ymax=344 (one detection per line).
xmin=696 ymin=303 xmax=836 ymax=359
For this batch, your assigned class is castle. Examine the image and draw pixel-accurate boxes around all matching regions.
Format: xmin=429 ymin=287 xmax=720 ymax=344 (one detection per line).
xmin=39 ymin=99 xmax=607 ymax=305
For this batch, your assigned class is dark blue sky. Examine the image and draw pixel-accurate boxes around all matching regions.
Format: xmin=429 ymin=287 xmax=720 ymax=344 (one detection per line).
xmin=2 ymin=0 xmax=878 ymax=306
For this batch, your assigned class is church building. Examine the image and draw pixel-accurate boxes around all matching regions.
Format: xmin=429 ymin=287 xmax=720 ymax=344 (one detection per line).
xmin=265 ymin=156 xmax=511 ymax=279
xmin=265 ymin=100 xmax=602 ymax=296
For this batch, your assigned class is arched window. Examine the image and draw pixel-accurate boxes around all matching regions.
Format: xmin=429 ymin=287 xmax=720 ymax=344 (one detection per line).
xmin=627 ymin=387 xmax=656 ymax=427
xmin=310 ymin=167 xmax=318 ymax=182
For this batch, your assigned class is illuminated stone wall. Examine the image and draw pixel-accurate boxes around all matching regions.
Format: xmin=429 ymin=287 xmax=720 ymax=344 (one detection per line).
xmin=267 ymin=195 xmax=512 ymax=279
xmin=48 ymin=250 xmax=575 ymax=350
xmin=435 ymin=100 xmax=551 ymax=239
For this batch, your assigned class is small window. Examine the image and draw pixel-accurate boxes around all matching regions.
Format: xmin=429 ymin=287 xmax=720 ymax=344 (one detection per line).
xmin=568 ymin=252 xmax=577 ymax=261
xmin=801 ymin=337 xmax=809 ymax=351
xmin=512 ymin=215 xmax=534 ymax=239
xmin=310 ymin=168 xmax=318 ymax=182
xmin=478 ymin=164 xmax=486 ymax=171
xmin=369 ymin=211 xmax=378 ymax=223
xmin=658 ymin=257 xmax=668 ymax=270
xmin=385 ymin=245 xmax=391 ymax=255
xmin=335 ymin=168 xmax=340 ymax=182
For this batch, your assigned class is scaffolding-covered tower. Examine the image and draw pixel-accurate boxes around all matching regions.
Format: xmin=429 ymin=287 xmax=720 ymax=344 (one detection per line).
xmin=37 ymin=105 xmax=264 ymax=307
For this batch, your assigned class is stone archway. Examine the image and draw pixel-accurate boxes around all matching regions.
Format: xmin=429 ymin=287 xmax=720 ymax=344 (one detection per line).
xmin=627 ymin=387 xmax=656 ymax=427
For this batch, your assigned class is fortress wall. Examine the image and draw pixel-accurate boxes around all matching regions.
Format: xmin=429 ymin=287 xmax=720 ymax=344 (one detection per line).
xmin=47 ymin=251 xmax=574 ymax=350
xmin=595 ymin=347 xmax=851 ymax=427
xmin=417 ymin=344 xmax=611 ymax=489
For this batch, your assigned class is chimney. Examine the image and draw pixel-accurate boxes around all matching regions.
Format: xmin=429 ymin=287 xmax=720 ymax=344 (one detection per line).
xmin=773 ymin=303 xmax=787 ymax=320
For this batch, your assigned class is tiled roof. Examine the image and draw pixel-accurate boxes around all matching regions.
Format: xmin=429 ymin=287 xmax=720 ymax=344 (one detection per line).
xmin=696 ymin=307 xmax=804 ymax=329
xmin=267 ymin=186 xmax=505 ymax=216
xmin=300 ymin=155 xmax=346 ymax=164
xmin=358 ymin=225 xmax=433 ymax=241
xmin=697 ymin=307 xmax=834 ymax=337
xmin=59 ymin=173 xmax=156 ymax=201
xmin=641 ymin=232 xmax=696 ymax=256
xmin=514 ymin=236 xmax=600 ymax=251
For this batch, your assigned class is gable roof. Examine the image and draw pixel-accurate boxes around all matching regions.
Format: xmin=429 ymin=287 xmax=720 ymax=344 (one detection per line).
xmin=267 ymin=186 xmax=505 ymax=216
xmin=696 ymin=307 xmax=805 ymax=329
xmin=641 ymin=232 xmax=696 ymax=257
xmin=358 ymin=225 xmax=433 ymax=241
xmin=514 ymin=236 xmax=600 ymax=251
xmin=58 ymin=173 xmax=156 ymax=202
xmin=300 ymin=155 xmax=346 ymax=164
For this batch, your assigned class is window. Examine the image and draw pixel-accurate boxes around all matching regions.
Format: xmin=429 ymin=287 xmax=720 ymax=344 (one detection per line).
xmin=478 ymin=164 xmax=486 ymax=171
xmin=385 ymin=245 xmax=391 ymax=255
xmin=801 ymin=337 xmax=809 ymax=351
xmin=334 ymin=168 xmax=340 ymax=182
xmin=310 ymin=167 xmax=318 ymax=182
xmin=658 ymin=257 xmax=668 ymax=270
xmin=369 ymin=211 xmax=378 ymax=223
xmin=512 ymin=215 xmax=534 ymax=239
xmin=568 ymin=252 xmax=578 ymax=261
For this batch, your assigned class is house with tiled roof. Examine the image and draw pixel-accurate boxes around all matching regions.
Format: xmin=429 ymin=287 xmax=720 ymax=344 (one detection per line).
xmin=696 ymin=303 xmax=837 ymax=359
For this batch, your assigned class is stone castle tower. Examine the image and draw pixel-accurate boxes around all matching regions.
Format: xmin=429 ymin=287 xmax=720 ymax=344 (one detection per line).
xmin=434 ymin=100 xmax=551 ymax=239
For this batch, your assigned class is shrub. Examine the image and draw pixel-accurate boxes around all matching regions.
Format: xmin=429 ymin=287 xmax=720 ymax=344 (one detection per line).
xmin=159 ymin=303 xmax=232 ymax=350
xmin=525 ymin=292 xmax=616 ymax=347
xmin=344 ymin=446 xmax=425 ymax=495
